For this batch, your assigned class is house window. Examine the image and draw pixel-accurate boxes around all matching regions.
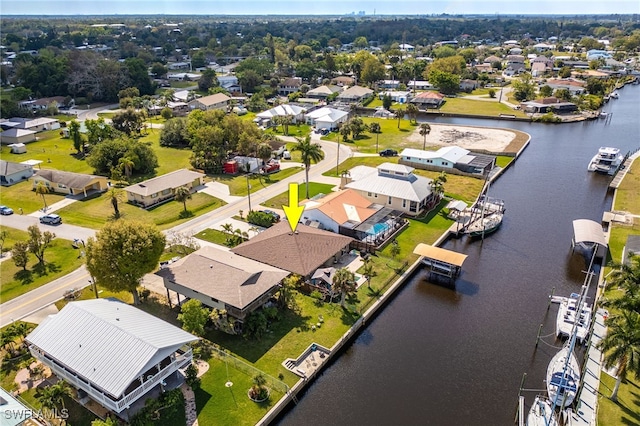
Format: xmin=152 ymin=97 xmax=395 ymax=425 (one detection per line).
xmin=367 ymin=192 xmax=372 ymax=197
xmin=151 ymin=193 xmax=158 ymax=198
xmin=374 ymin=193 xmax=378 ymax=198
xmin=443 ymin=162 xmax=449 ymax=166
xmin=388 ymin=196 xmax=392 ymax=205
xmin=410 ymin=201 xmax=417 ymax=212
xmin=58 ymin=184 xmax=67 ymax=189
xmin=161 ymin=189 xmax=171 ymax=195
xmin=402 ymin=199 xmax=406 ymax=208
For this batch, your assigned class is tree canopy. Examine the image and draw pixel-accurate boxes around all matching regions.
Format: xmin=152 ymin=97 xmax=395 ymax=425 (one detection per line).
xmin=86 ymin=220 xmax=165 ymax=305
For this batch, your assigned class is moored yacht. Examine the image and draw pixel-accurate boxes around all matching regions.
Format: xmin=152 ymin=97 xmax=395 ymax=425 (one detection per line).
xmin=527 ymin=395 xmax=558 ymax=426
xmin=587 ymin=146 xmax=624 ymax=175
xmin=546 ymin=344 xmax=580 ymax=408
xmin=555 ymin=294 xmax=592 ymax=344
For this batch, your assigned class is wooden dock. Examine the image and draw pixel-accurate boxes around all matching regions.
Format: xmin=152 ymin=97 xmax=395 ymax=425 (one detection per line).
xmin=609 ymin=148 xmax=640 ymax=189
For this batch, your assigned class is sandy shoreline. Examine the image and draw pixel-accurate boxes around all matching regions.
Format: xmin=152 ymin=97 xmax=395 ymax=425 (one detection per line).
xmin=405 ymin=123 xmax=518 ymax=152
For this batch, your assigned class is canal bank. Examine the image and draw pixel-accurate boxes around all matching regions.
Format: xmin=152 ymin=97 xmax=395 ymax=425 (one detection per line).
xmin=276 ymin=83 xmax=639 ymax=426
xmin=259 ymin=131 xmax=532 ymax=424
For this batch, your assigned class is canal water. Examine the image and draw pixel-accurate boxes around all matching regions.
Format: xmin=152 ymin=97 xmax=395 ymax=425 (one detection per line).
xmin=276 ymin=84 xmax=640 ymax=426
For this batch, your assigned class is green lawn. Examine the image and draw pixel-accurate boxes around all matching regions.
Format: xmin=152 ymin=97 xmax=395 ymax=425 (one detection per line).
xmin=195 ymin=228 xmax=246 ymax=247
xmin=440 ymin=97 xmax=528 ymax=118
xmin=195 ymin=358 xmax=284 ymax=426
xmin=264 ymin=123 xmax=312 ymax=139
xmin=0 ymin=227 xmax=85 ymax=303
xmin=0 ymin=130 xmax=93 ymax=174
xmin=0 ymin=180 xmax=67 ymax=215
xmin=56 ymin=192 xmax=225 ymax=230
xmin=262 ymin=182 xmax=335 ymax=208
xmin=136 ymin=129 xmax=194 ymax=178
xmin=612 ymin=157 xmax=640 ymax=215
xmin=323 ymin=156 xmax=394 ymax=178
xmin=210 ymin=167 xmax=303 ymax=197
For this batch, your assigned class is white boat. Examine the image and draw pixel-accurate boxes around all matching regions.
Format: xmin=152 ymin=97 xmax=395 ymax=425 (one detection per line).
xmin=527 ymin=395 xmax=558 ymax=426
xmin=610 ymin=90 xmax=619 ymax=99
xmin=465 ymin=212 xmax=503 ymax=238
xmin=556 ymin=294 xmax=592 ymax=343
xmin=546 ymin=344 xmax=580 ymax=407
xmin=587 ymin=146 xmax=624 ymax=175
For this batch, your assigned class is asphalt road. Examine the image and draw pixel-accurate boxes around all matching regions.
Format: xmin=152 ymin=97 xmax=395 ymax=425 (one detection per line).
xmin=0 ymin=131 xmax=352 ymax=326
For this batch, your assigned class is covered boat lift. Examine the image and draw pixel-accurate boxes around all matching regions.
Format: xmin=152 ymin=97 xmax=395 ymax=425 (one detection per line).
xmin=413 ymin=243 xmax=468 ymax=282
xmin=571 ymin=219 xmax=608 ymax=259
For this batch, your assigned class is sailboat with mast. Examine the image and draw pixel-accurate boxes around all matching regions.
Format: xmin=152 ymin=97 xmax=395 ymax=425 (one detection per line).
xmin=464 ymin=172 xmax=504 ymax=238
xmin=527 ymin=395 xmax=558 ymax=426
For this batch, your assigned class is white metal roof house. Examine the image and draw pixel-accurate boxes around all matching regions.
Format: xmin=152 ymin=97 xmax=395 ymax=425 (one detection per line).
xmin=400 ymin=147 xmax=496 ymax=176
xmin=26 ymin=299 xmax=198 ymax=417
xmin=305 ymin=107 xmax=349 ymax=130
xmin=344 ymin=163 xmax=437 ymax=216
xmin=0 ymin=128 xmax=37 ymax=145
xmin=256 ymin=104 xmax=307 ymax=124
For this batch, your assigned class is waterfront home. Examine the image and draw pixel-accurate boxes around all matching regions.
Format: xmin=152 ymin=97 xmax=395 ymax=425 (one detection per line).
xmin=26 ymin=299 xmax=198 ymax=419
xmin=33 ymin=169 xmax=108 ymax=198
xmin=0 ymin=117 xmax=60 ymax=132
xmin=400 ymin=147 xmax=495 ymax=176
xmin=521 ymin=97 xmax=578 ymax=114
xmin=188 ymin=93 xmax=230 ymax=111
xmin=124 ymin=169 xmax=204 ymax=208
xmin=305 ymin=107 xmax=349 ymax=131
xmin=231 ymin=222 xmax=354 ymax=278
xmin=379 ymin=90 xmax=410 ymax=103
xmin=0 ymin=386 xmax=34 ymax=425
xmin=410 ymin=91 xmax=445 ymax=109
xmin=301 ymin=188 xmax=403 ymax=246
xmin=336 ymin=86 xmax=374 ymax=104
xmin=545 ymin=78 xmax=587 ymax=95
xmin=343 ymin=163 xmax=437 ymax=216
xmin=157 ymin=246 xmax=289 ymax=329
xmin=0 ymin=160 xmax=34 ymax=186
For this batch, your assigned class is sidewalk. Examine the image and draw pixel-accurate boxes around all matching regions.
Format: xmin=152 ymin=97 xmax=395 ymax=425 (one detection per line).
xmin=27 ymin=196 xmax=79 ymax=217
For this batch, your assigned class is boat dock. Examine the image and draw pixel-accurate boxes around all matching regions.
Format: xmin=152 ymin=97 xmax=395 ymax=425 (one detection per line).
xmin=413 ymin=243 xmax=468 ymax=283
xmin=569 ymin=308 xmax=607 ymax=426
xmin=609 ymin=148 xmax=640 ymax=189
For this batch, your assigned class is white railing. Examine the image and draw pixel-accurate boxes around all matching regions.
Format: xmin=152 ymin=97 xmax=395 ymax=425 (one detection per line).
xmin=31 ymin=347 xmax=193 ymax=413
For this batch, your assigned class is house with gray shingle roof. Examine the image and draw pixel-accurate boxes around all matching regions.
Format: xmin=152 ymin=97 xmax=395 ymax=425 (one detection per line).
xmin=0 ymin=160 xmax=34 ymax=186
xmin=33 ymin=169 xmax=108 ymax=197
xmin=124 ymin=169 xmax=205 ymax=208
xmin=232 ymin=222 xmax=353 ymax=278
xmin=157 ymin=246 xmax=289 ymax=326
xmin=26 ymin=299 xmax=197 ymax=418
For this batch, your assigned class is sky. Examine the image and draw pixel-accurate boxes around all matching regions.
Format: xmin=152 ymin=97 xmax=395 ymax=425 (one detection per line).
xmin=1 ymin=0 xmax=639 ymax=16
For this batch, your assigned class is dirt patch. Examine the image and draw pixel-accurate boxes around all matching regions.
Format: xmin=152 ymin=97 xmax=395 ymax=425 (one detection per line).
xmin=406 ymin=124 xmax=528 ymax=154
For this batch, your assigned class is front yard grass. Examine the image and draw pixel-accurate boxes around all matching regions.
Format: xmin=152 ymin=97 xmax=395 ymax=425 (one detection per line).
xmin=210 ymin=167 xmax=303 ymax=197
xmin=262 ymin=182 xmax=335 ymax=208
xmin=56 ymin=192 xmax=225 ymax=230
xmin=265 ymin=123 xmax=311 ymax=139
xmin=0 ymin=180 xmax=66 ymax=215
xmin=0 ymin=227 xmax=85 ymax=303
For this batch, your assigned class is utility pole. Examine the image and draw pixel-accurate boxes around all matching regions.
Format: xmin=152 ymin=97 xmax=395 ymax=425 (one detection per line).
xmin=246 ymin=174 xmax=252 ymax=212
xmin=336 ymin=130 xmax=340 ymax=176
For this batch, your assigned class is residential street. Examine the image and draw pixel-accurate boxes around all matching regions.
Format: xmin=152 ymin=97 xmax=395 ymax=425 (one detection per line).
xmin=0 ymin=131 xmax=352 ymax=327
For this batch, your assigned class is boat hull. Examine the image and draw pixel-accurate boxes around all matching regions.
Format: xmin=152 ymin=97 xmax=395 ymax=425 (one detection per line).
xmin=555 ymin=296 xmax=592 ymax=344
xmin=527 ymin=396 xmax=558 ymax=426
xmin=466 ymin=213 xmax=503 ymax=238
xmin=546 ymin=345 xmax=580 ymax=408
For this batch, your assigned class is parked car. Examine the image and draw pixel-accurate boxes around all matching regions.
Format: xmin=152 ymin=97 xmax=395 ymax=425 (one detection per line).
xmin=282 ymin=150 xmax=291 ymax=160
xmin=0 ymin=205 xmax=14 ymax=215
xmin=260 ymin=209 xmax=281 ymax=222
xmin=379 ymin=149 xmax=398 ymax=157
xmin=39 ymin=214 xmax=62 ymax=225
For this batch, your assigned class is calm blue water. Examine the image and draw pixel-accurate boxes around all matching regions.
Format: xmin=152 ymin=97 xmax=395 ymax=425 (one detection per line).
xmin=276 ymin=84 xmax=640 ymax=426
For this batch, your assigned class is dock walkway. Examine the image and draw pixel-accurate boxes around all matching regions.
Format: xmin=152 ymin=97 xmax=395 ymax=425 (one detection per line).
xmin=570 ymin=308 xmax=607 ymax=426
xmin=609 ymin=149 xmax=640 ymax=189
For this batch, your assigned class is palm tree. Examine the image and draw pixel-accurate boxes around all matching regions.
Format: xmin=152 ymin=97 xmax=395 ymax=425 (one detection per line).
xmin=362 ymin=258 xmax=376 ymax=288
xmin=34 ymin=182 xmax=49 ymax=211
xmin=430 ymin=171 xmax=447 ymax=200
xmin=332 ymin=267 xmax=356 ymax=307
xmin=395 ymin=106 xmax=406 ymax=129
xmin=419 ymin=123 xmax=431 ymax=150
xmin=292 ymin=136 xmax=324 ymax=199
xmin=256 ymin=142 xmax=273 ymax=165
xmin=282 ymin=115 xmax=294 ymax=136
xmin=173 ymin=186 xmax=192 ymax=213
xmin=221 ymin=223 xmax=234 ymax=243
xmin=37 ymin=380 xmax=72 ymax=412
xmin=118 ymin=157 xmax=135 ymax=180
xmin=601 ymin=256 xmax=640 ymax=313
xmin=597 ymin=310 xmax=640 ymax=401
xmin=406 ymin=103 xmax=419 ymax=124
xmin=106 ymin=187 xmax=124 ymax=219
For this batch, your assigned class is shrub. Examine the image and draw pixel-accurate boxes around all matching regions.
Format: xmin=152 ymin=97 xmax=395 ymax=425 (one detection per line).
xmin=247 ymin=210 xmax=276 ymax=228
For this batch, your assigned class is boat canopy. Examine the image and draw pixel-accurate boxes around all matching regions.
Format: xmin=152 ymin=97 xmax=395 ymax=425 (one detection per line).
xmin=572 ymin=219 xmax=607 ymax=247
xmin=413 ymin=243 xmax=468 ymax=267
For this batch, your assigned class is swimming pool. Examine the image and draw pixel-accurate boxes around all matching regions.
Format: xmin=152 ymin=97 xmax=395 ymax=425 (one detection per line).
xmin=370 ymin=222 xmax=390 ymax=236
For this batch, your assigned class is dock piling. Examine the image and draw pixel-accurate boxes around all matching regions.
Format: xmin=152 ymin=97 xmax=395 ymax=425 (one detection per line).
xmin=514 ymin=373 xmax=527 ymax=424
xmin=547 ymin=287 xmax=555 ymax=311
xmin=535 ymin=324 xmax=543 ymax=348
